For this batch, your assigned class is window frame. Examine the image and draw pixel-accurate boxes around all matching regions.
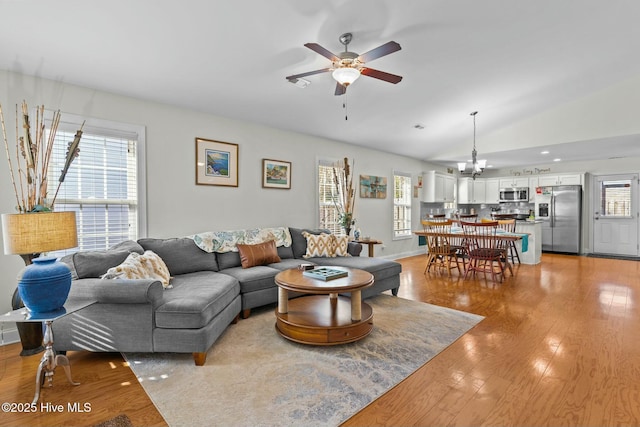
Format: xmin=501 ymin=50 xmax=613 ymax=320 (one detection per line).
xmin=393 ymin=171 xmax=412 ymax=240
xmin=46 ymin=112 xmax=147 ymax=253
xmin=317 ymin=157 xmax=344 ymax=234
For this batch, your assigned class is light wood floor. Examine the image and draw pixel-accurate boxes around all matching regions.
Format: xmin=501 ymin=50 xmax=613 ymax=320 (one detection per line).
xmin=1 ymin=253 xmax=639 ymax=426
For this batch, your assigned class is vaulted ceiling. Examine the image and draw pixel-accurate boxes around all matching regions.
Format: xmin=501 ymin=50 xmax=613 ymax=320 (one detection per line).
xmin=2 ymin=0 xmax=640 ymax=169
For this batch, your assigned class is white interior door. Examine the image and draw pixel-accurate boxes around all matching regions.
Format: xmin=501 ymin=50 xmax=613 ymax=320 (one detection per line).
xmin=593 ymin=174 xmax=639 ymax=256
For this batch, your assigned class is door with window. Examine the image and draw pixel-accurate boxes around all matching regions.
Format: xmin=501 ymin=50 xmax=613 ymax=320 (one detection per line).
xmin=593 ymin=174 xmax=639 ymax=256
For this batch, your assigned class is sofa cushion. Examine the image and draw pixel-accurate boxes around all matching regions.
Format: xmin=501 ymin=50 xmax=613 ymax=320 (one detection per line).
xmin=237 ymin=240 xmax=281 ymax=268
xmin=66 ymin=240 xmax=145 ymax=279
xmin=218 ymin=265 xmax=280 ymax=294
xmin=155 ymin=271 xmax=240 ymax=329
xmin=217 ymin=251 xmax=241 ymax=270
xmin=268 ymin=258 xmax=316 ymax=271
xmin=138 ymin=237 xmax=218 ymax=275
xmin=308 ymin=256 xmax=402 ymax=282
xmin=101 ymin=250 xmax=172 ymax=288
xmin=277 ymin=244 xmax=294 ymax=259
xmin=289 ymin=227 xmax=330 ymax=259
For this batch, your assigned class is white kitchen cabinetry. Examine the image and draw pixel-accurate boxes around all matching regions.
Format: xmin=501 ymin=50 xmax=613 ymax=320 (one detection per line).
xmin=529 ymin=176 xmax=539 ymax=195
xmin=537 ymin=173 xmax=582 ymax=186
xmin=422 ymin=171 xmax=455 ymax=203
xmin=458 ymin=178 xmax=486 ymax=204
xmin=499 ymin=177 xmax=529 ymax=188
xmin=485 ymin=179 xmax=500 ymax=204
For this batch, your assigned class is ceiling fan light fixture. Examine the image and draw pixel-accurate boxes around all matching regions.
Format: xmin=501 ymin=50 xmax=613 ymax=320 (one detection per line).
xmin=332 ymin=67 xmax=360 ymax=86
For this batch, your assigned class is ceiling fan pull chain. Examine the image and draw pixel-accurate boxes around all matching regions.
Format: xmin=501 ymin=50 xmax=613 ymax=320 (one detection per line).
xmin=344 ymin=90 xmax=348 ymax=120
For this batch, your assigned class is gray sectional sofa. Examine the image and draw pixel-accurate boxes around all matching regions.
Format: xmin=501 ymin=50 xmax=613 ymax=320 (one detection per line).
xmin=53 ymin=227 xmax=401 ymax=366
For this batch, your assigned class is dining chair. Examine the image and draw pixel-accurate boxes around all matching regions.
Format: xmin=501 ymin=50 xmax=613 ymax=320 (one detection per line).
xmin=497 ymin=218 xmax=521 ymax=264
xmin=422 ymin=219 xmax=461 ymax=276
xmin=457 ymin=213 xmax=478 ymax=222
xmin=460 ymin=220 xmax=506 ymax=283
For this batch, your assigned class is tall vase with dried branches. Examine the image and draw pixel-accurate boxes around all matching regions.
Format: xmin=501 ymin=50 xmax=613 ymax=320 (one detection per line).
xmin=1 ymin=101 xmax=83 ymax=355
xmin=1 ymin=101 xmax=83 ymax=213
xmin=332 ymin=157 xmax=356 ymax=236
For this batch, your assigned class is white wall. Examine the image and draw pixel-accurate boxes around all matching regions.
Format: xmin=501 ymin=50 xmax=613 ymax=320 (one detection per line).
xmin=0 ymin=70 xmax=431 ymax=316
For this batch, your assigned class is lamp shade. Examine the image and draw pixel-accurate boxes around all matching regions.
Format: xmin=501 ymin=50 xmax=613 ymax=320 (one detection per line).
xmin=2 ymin=211 xmax=78 ymax=255
xmin=332 ymin=67 xmax=360 ymax=86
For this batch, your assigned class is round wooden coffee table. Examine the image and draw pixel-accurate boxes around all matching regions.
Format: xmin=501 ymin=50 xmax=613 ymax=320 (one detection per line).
xmin=275 ymin=267 xmax=374 ymax=345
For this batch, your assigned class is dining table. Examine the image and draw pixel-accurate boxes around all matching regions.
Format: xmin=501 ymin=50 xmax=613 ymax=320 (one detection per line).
xmin=414 ymin=226 xmax=529 ymax=277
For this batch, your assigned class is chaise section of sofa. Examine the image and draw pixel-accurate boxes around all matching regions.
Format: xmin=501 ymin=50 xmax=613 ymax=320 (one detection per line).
xmin=54 ymin=238 xmax=241 ymax=365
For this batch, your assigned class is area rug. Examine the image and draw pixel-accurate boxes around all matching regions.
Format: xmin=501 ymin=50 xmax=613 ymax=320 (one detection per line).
xmin=91 ymin=414 xmax=133 ymax=427
xmin=124 ymin=295 xmax=483 ymax=427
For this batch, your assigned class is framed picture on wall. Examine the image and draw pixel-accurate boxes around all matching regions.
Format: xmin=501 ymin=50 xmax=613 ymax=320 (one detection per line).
xmin=195 ymin=138 xmax=239 ymax=187
xmin=262 ymin=159 xmax=291 ymax=189
xmin=360 ymin=174 xmax=387 ymax=198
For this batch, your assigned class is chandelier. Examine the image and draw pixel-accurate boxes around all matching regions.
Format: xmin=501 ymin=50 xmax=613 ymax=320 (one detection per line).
xmin=457 ymin=111 xmax=486 ymax=180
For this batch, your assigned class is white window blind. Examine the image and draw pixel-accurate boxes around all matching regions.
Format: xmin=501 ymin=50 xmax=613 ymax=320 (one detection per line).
xmin=393 ymin=172 xmax=412 ymax=238
xmin=318 ymin=160 xmax=342 ymax=234
xmin=46 ymin=116 xmax=145 ymax=254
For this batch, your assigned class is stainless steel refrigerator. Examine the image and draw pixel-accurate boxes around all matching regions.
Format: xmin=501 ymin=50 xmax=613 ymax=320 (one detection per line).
xmin=535 ymin=185 xmax=582 ymax=253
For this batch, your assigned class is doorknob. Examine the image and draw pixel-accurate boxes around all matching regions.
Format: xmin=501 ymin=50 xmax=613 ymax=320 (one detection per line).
xmin=594 ymin=211 xmax=600 ymax=220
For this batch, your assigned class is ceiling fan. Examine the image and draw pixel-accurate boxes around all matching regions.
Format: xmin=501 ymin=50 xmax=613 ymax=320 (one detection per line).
xmin=286 ymin=33 xmax=402 ymax=95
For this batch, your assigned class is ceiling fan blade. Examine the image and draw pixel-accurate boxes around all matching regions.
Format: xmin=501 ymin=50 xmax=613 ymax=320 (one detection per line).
xmin=334 ymin=82 xmax=346 ymax=96
xmin=360 ymin=67 xmax=403 ymax=84
xmin=286 ymin=68 xmax=332 ymax=81
xmin=304 ymin=43 xmax=339 ymax=61
xmin=357 ymin=41 xmax=401 ymax=63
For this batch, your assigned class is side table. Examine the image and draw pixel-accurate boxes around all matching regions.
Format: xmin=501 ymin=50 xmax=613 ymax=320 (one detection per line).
xmin=0 ymin=299 xmax=95 ymax=404
xmin=353 ymin=239 xmax=382 ymax=257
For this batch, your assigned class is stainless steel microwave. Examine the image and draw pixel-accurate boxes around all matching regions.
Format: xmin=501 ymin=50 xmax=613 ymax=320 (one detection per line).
xmin=499 ymin=187 xmax=529 ymax=202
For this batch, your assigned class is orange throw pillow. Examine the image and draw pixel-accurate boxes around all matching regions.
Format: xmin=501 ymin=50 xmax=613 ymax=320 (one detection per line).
xmin=237 ymin=240 xmax=281 ymax=268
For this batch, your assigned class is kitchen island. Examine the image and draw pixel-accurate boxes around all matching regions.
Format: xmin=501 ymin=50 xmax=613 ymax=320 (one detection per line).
xmin=515 ymin=220 xmax=542 ymax=265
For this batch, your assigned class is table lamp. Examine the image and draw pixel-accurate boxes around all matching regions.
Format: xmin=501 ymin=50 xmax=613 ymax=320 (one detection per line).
xmin=1 ymin=211 xmax=78 ymax=355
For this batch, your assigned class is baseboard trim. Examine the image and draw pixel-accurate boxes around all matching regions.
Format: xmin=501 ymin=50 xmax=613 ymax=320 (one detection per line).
xmin=0 ymin=327 xmax=20 ymax=346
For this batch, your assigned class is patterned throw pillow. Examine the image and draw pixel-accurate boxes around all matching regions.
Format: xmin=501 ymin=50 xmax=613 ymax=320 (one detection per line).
xmin=236 ymin=240 xmax=281 ymax=268
xmin=333 ymin=235 xmax=350 ymax=257
xmin=302 ymin=232 xmax=334 ymax=258
xmin=102 ymin=250 xmax=172 ymax=289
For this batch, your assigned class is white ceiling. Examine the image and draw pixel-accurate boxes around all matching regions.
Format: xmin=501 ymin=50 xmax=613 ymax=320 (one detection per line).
xmin=2 ymin=0 xmax=640 ymax=169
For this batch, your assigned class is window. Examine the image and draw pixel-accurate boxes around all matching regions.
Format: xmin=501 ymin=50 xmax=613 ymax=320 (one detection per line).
xmin=599 ymin=179 xmax=632 ymax=217
xmin=318 ymin=159 xmax=342 ymax=234
xmin=394 ymin=172 xmax=412 ymax=238
xmin=46 ymin=114 xmax=146 ymax=254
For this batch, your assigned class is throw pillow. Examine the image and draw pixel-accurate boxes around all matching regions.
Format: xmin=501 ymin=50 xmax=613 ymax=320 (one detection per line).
xmin=236 ymin=240 xmax=281 ymax=268
xmin=102 ymin=250 xmax=172 ymax=288
xmin=333 ymin=235 xmax=350 ymax=257
xmin=302 ymin=232 xmax=335 ymax=258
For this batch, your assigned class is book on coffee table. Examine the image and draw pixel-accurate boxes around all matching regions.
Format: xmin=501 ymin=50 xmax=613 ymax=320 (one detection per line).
xmin=303 ymin=267 xmax=348 ymax=281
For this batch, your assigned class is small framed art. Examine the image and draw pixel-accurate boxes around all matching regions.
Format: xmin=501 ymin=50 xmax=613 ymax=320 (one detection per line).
xmin=196 ymin=138 xmax=239 ymax=187
xmin=360 ymin=174 xmax=387 ymax=198
xmin=262 ymin=159 xmax=291 ymax=189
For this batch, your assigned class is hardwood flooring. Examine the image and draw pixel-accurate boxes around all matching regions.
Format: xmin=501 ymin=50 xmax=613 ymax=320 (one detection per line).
xmin=1 ymin=253 xmax=639 ymax=426
xmin=344 ymin=253 xmax=640 ymax=426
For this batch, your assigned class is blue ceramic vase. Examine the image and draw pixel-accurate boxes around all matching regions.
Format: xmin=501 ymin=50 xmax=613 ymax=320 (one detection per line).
xmin=18 ymin=257 xmax=72 ymax=313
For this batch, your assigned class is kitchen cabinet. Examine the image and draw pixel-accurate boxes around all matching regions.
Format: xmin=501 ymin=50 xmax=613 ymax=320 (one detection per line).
xmin=537 ymin=173 xmax=582 ymax=186
xmin=485 ymin=179 xmax=500 ymax=204
xmin=529 ymin=176 xmax=539 ymax=195
xmin=499 ymin=177 xmax=529 ymax=188
xmin=422 ymin=171 xmax=455 ymax=203
xmin=458 ymin=178 xmax=486 ymax=204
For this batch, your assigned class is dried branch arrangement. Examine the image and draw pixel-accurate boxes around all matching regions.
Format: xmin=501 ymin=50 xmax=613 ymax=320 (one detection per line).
xmin=332 ymin=157 xmax=356 ymax=229
xmin=1 ymin=101 xmax=83 ymax=213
